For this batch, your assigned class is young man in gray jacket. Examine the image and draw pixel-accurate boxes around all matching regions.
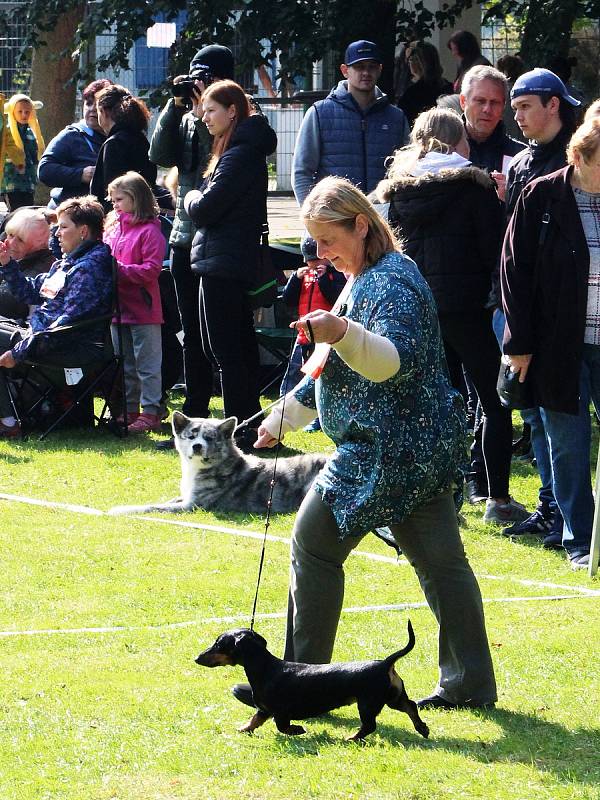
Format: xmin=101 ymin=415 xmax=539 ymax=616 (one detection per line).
xmin=292 ymin=40 xmax=409 ymax=206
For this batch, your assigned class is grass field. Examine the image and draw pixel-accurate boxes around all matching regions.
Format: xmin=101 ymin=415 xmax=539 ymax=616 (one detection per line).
xmin=1 ymin=402 xmax=599 ymax=800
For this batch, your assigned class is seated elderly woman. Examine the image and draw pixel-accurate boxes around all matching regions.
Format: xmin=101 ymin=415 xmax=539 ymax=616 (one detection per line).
xmin=0 ymin=208 xmax=54 ymax=320
xmin=0 ymin=196 xmax=112 ymax=438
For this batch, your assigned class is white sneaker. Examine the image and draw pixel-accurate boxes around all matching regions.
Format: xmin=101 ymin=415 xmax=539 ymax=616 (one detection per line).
xmin=483 ymin=497 xmax=530 ymax=525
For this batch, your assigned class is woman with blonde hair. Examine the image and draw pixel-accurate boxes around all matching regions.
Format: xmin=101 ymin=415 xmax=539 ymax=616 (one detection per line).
xmin=1 ymin=93 xmax=45 ymax=209
xmin=379 ymin=107 xmax=527 ymax=528
xmin=231 ymin=175 xmax=498 ymax=712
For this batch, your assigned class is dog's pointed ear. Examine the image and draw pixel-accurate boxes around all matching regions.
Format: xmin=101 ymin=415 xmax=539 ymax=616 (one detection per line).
xmin=172 ymin=410 xmax=189 ymax=435
xmin=219 ymin=417 xmax=238 ymax=439
xmin=235 ymin=629 xmax=267 ymax=649
xmin=251 ymin=630 xmax=268 ymax=649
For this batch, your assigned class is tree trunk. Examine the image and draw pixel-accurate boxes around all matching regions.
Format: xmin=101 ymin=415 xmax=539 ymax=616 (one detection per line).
xmin=29 ymin=5 xmax=86 ymax=204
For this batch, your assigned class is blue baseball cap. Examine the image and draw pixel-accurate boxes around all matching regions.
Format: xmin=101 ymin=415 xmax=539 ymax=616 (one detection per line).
xmin=511 ymin=68 xmax=581 ymax=106
xmin=344 ymin=40 xmax=382 ymax=66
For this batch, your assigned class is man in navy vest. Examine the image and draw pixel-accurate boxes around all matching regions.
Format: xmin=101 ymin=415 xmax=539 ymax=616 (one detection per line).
xmin=292 ymin=40 xmax=409 ymax=206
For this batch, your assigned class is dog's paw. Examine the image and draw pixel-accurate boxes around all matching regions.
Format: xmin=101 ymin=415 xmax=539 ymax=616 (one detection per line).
xmin=345 ymin=732 xmax=368 ymax=744
xmin=237 ymin=723 xmax=255 ymax=734
xmin=417 ymin=722 xmax=430 ymax=739
xmin=280 ymin=724 xmax=305 ymax=736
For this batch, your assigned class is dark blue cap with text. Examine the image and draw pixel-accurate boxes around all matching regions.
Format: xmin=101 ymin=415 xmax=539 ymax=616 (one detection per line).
xmin=511 ymin=68 xmax=580 ymax=106
xmin=344 ymin=40 xmax=383 ymax=66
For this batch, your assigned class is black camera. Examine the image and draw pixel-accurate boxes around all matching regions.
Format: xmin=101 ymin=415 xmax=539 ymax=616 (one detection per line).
xmin=171 ymin=65 xmax=214 ymax=105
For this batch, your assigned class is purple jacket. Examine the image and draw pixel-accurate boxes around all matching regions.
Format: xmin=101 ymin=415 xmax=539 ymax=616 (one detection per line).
xmin=104 ymin=213 xmax=165 ymax=325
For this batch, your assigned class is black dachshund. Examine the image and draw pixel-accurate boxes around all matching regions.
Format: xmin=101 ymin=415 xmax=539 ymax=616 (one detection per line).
xmin=195 ymin=621 xmax=429 ymax=741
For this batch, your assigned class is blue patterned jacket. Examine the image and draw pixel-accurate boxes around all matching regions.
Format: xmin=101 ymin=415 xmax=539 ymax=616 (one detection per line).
xmin=0 ymin=240 xmax=112 ymax=361
xmin=295 ymin=251 xmax=465 ymax=537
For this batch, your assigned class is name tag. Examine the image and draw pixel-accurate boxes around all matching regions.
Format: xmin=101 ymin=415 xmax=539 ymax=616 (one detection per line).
xmin=39 ymin=269 xmax=67 ymax=299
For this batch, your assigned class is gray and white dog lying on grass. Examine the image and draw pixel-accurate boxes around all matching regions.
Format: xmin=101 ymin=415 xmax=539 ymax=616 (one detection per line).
xmin=108 ymin=412 xmax=327 ymax=515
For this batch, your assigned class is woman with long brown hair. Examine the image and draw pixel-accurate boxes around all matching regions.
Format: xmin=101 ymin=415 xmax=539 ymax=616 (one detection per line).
xmin=184 ymin=80 xmax=276 ymax=448
xmin=90 ymin=84 xmax=157 ymax=211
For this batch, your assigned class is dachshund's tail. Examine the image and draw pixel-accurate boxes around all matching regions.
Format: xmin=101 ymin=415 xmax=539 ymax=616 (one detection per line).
xmin=384 ymin=619 xmax=415 ymax=664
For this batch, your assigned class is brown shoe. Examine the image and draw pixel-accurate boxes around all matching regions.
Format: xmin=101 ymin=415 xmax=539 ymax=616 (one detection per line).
xmin=0 ymin=420 xmax=21 ymax=439
xmin=127 ymin=412 xmax=162 ymax=434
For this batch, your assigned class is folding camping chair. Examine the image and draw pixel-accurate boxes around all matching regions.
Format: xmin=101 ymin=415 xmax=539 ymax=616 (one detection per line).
xmin=254 ymin=325 xmax=297 ymax=394
xmin=6 ymin=259 xmax=127 ymax=440
xmin=254 ymin=242 xmax=303 ymax=394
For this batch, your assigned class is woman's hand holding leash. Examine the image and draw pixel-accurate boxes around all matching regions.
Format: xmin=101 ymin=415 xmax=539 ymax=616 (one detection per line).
xmin=292 ymin=310 xmax=348 ymax=345
xmin=254 ymin=424 xmax=279 ymax=449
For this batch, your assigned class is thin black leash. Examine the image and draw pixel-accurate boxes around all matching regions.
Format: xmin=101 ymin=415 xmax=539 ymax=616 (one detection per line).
xmin=248 ymin=331 xmax=299 ymax=631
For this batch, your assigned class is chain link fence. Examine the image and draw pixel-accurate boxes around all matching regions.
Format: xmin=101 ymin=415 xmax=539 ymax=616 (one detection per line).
xmin=0 ymin=2 xmax=30 ymax=95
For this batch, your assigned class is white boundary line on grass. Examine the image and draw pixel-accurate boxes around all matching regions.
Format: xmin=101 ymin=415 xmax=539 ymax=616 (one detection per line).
xmin=0 ymin=493 xmax=400 ymax=565
xmin=0 ymin=593 xmax=599 ymax=638
xmin=3 ymin=492 xmax=600 ymax=590
xmin=1 ymin=492 xmax=599 ymax=642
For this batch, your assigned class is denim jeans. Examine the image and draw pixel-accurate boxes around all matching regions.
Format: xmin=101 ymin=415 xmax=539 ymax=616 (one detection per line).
xmin=540 ymin=343 xmax=600 ymax=557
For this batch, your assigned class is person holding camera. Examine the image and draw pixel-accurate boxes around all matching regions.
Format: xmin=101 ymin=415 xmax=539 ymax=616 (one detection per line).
xmin=149 ymin=45 xmax=234 ymax=449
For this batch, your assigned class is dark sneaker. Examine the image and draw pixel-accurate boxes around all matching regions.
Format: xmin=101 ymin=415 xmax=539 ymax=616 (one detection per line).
xmin=466 ymin=478 xmax=488 ymax=504
xmin=543 ymin=531 xmax=563 ymax=549
xmin=417 ymin=693 xmax=495 ymax=710
xmin=232 ymin=682 xmax=256 ymax=708
xmin=502 ymin=505 xmax=553 ymax=537
xmin=155 ymin=436 xmax=175 ymax=451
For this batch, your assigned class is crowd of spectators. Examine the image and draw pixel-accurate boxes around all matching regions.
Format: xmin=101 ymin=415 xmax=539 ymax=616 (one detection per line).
xmin=0 ymin=30 xmax=598 ymax=579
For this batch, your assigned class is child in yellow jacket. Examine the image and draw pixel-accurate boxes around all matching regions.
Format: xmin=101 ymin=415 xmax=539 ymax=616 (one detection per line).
xmin=1 ymin=94 xmax=44 ymax=210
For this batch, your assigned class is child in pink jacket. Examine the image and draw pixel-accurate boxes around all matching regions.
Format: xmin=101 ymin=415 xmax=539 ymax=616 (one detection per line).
xmin=104 ymin=171 xmax=166 ymax=433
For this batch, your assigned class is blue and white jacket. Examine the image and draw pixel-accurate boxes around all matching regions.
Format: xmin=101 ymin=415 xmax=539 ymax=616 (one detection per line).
xmin=0 ymin=240 xmax=112 ymax=361
xmin=292 ymin=81 xmax=409 ymax=205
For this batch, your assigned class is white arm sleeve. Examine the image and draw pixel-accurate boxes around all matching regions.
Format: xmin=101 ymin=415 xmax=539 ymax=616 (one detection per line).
xmin=333 ymin=319 xmax=400 ymax=382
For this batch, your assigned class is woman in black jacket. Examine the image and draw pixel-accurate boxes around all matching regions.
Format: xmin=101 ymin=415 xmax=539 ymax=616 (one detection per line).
xmin=184 ymin=80 xmax=277 ymax=443
xmin=397 ymin=42 xmax=453 ymax=127
xmin=90 ymin=85 xmax=157 ymax=211
xmin=378 ymin=107 xmax=527 ymax=526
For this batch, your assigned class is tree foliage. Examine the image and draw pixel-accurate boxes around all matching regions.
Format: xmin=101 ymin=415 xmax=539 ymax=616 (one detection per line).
xmin=14 ymin=0 xmax=600 ymax=90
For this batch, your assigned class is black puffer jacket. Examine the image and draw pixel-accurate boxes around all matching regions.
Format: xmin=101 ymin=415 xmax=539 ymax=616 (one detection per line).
xmin=383 ymin=166 xmax=503 ymax=312
xmin=90 ymin=123 xmax=157 ymax=211
xmin=185 ymin=115 xmax=277 ymax=286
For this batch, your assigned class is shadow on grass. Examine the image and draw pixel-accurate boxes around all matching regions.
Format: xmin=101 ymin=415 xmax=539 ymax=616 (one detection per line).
xmin=277 ymin=707 xmax=599 ymax=786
